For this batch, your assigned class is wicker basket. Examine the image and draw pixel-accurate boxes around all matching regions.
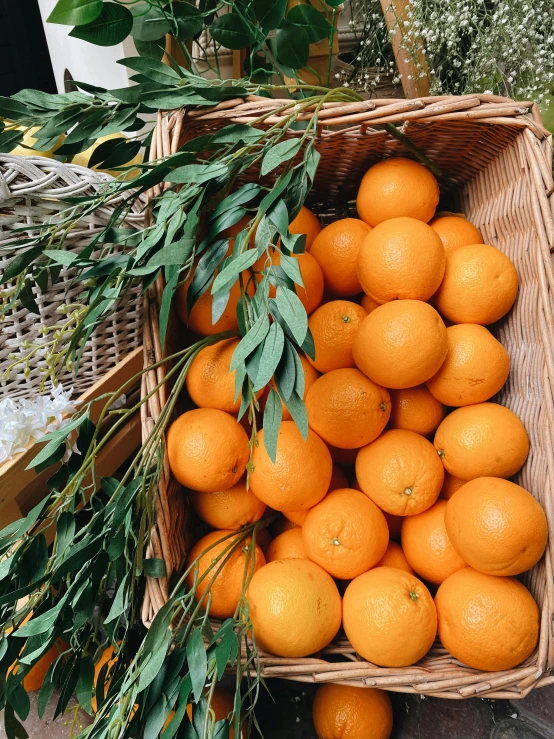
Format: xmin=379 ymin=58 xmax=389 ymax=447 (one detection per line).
xmin=0 ymin=155 xmax=144 ymax=399
xmin=142 ymin=96 xmax=554 ymax=699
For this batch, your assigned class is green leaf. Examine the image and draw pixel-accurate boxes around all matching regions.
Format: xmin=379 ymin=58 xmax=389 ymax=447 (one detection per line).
xmin=263 ymin=388 xmax=283 ymax=463
xmin=275 ymin=286 xmax=308 ymax=345
xmin=118 ymin=56 xmax=180 ymax=85
xmin=186 ymin=628 xmax=207 ymax=703
xmin=267 ymin=198 xmax=289 ymax=236
xmin=15 ymin=607 xmax=61 ymax=638
xmin=27 ymin=411 xmax=89 ymax=470
xmin=275 ymin=25 xmax=309 ymax=69
xmin=47 ymin=0 xmax=102 ymax=25
xmin=231 ymin=313 xmax=270 ymax=368
xmin=283 ymin=390 xmax=308 ymax=439
xmin=287 ymin=5 xmax=332 ymax=43
xmin=260 ymin=138 xmax=302 ymax=177
xmin=134 ymin=37 xmax=166 ymax=60
xmin=211 ymin=250 xmax=258 ymax=294
xmin=145 ymin=695 xmax=169 ymax=739
xmin=210 ymin=13 xmax=257 ymax=50
xmin=209 ymin=126 xmax=262 ymax=146
xmin=37 ymin=658 xmax=62 ymax=718
xmin=306 ymin=147 xmax=320 ymax=181
xmin=254 ymin=322 xmax=285 ymax=392
xmin=279 ymin=253 xmax=304 ymax=286
xmin=275 ymin=339 xmax=297 ymax=401
xmin=105 ymin=572 xmax=130 ymax=623
xmin=137 ymin=602 xmax=173 ymax=692
xmin=4 ymin=704 xmax=28 ymax=739
xmin=0 ymin=130 xmax=24 ymax=153
xmin=69 ymin=4 xmax=133 ymax=45
xmin=144 ymin=558 xmax=167 ymax=578
xmin=167 ymin=162 xmax=229 ymax=184
xmin=0 ymin=97 xmax=29 ymax=120
xmin=159 ymin=267 xmax=179 ymax=350
xmin=45 ymin=249 xmax=78 ymax=267
xmin=75 ymin=656 xmax=94 ymax=714
xmin=9 ymin=683 xmax=30 ymax=722
xmin=254 ymin=0 xmax=287 ymax=32
xmin=174 ymin=3 xmax=203 ymax=39
xmin=291 ymin=343 xmax=305 ymax=397
xmin=55 ymin=512 xmax=75 ymax=559
xmin=89 ymin=137 xmax=141 ymax=169
xmin=131 ymin=2 xmax=171 ymax=41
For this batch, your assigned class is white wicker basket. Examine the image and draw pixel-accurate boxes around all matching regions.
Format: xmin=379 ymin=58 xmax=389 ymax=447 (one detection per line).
xmin=0 ymin=155 xmax=144 ymax=399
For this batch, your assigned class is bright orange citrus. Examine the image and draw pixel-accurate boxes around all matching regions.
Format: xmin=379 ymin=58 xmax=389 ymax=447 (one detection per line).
xmin=167 ymin=409 xmax=249 ymax=493
xmin=250 ymin=422 xmax=332 ymax=511
xmin=312 ymin=683 xmax=393 ymax=739
xmin=429 ymin=214 xmax=483 ymax=256
xmin=445 ymin=477 xmax=547 ymax=576
xmin=440 ymin=472 xmax=465 ymax=500
xmin=185 ymin=530 xmax=265 ymax=618
xmin=353 ymin=300 xmax=448 ymax=389
xmin=357 ymin=158 xmax=439 ymax=227
xmin=186 ymin=338 xmax=244 ymax=414
xmin=306 ymin=368 xmax=391 ymax=449
xmin=266 ymin=527 xmax=306 ymax=562
xmin=176 ymin=275 xmax=245 ymax=337
xmin=247 ymin=559 xmax=342 ymax=657
xmin=375 ymin=541 xmax=414 ymax=574
xmin=188 ymin=478 xmax=266 ymax=530
xmin=435 ymin=567 xmax=539 ymax=671
xmin=310 ymin=218 xmax=371 ymax=296
xmin=343 ymin=567 xmax=437 ymax=666
xmin=308 ymin=300 xmax=368 ymax=373
xmin=361 ymin=294 xmax=381 ymax=314
xmin=356 ymin=429 xmax=444 ymax=516
xmin=389 ymin=385 xmax=445 ymax=437
xmin=290 ymin=206 xmax=322 ymax=251
xmin=282 ymin=466 xmax=349 ymax=526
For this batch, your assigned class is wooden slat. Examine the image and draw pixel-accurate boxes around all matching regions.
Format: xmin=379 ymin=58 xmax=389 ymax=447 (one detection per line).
xmin=0 ymin=500 xmax=22 ymax=526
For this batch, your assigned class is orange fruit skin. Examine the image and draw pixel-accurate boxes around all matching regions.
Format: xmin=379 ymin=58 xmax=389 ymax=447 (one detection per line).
xmin=247 ymin=559 xmax=342 ymax=657
xmin=434 ymin=244 xmax=518 ymax=325
xmin=434 ymin=402 xmax=529 ymax=480
xmin=282 ymin=466 xmax=349 ymax=525
xmin=188 ymin=478 xmax=266 ymax=530
xmin=281 ymin=353 xmax=319 ymax=420
xmin=353 ymin=300 xmax=448 ymax=389
xmin=356 ymin=158 xmax=439 ymax=227
xmin=310 ymin=218 xmax=371 ymax=296
xmin=401 ymin=500 xmax=466 ymax=585
xmin=376 ymin=541 xmax=414 ymax=574
xmin=176 ymin=275 xmax=245 ymax=337
xmin=343 ymin=567 xmax=437 ymax=667
xmin=302 ymin=488 xmax=389 ymax=579
xmin=306 ymin=368 xmax=391 ymax=449
xmin=312 ymin=683 xmax=393 ymax=739
xmin=429 ymin=215 xmax=483 ymax=256
xmin=361 ymin=294 xmax=381 ymax=314
xmin=389 ymin=385 xmax=445 ymax=437
xmin=167 ymin=409 xmax=249 ymax=493
xmin=356 ymin=429 xmax=444 ymax=516
xmin=250 ymin=422 xmax=332 ymax=511
xmin=308 ymin=300 xmax=368 ymax=373
xmin=426 ymin=324 xmax=510 ymax=407
xmin=439 ymin=472 xmax=465 ymax=500
xmin=445 ymin=477 xmax=548 ymax=576
xmin=357 ymin=217 xmax=446 ymax=304
xmin=185 ymin=530 xmax=265 ymax=618
xmin=289 ymin=206 xmax=322 ymax=251
xmin=267 ymin=527 xmax=306 ymax=562
xmin=92 ymin=645 xmax=118 ymax=712
xmin=186 ymin=338 xmax=243 ymax=414
xmin=435 ymin=567 xmax=539 ymax=671
xmin=256 ymin=250 xmax=324 ymax=315
xmin=22 ymin=641 xmax=68 ymax=692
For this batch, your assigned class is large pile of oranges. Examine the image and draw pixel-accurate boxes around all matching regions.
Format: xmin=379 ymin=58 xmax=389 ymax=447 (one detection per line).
xmin=168 ymin=157 xmax=547 ymax=678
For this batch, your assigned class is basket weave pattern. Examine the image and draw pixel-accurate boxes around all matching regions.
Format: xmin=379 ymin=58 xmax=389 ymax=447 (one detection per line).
xmin=142 ymin=97 xmax=554 ymax=699
xmin=0 ymin=155 xmax=144 ymax=399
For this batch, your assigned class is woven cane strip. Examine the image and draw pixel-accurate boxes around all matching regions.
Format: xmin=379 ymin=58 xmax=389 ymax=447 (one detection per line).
xmin=142 ymin=97 xmax=554 ymax=697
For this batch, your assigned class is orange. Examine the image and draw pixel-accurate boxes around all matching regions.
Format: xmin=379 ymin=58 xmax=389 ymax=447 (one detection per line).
xmin=434 ymin=244 xmax=518 ymax=325
xmin=401 ymin=500 xmax=465 ymax=585
xmin=308 ymin=300 xmax=368 ymax=373
xmin=283 ymin=465 xmax=348 ymax=526
xmin=266 ymin=527 xmax=306 ymax=562
xmin=426 ymin=324 xmax=509 ymax=407
xmin=186 ymin=338 xmax=244 ymax=414
xmin=250 ymin=422 xmax=332 ymax=511
xmin=185 ymin=530 xmax=265 ymax=618
xmin=429 ymin=214 xmax=483 ymax=256
xmin=92 ymin=645 xmax=118 ymax=712
xmin=22 ymin=641 xmax=67 ymax=692
xmin=445 ymin=477 xmax=547 ymax=576
xmin=188 ymin=478 xmax=266 ymax=530
xmin=357 ymin=217 xmax=445 ymax=304
xmin=312 ymin=683 xmax=393 ymax=739
xmin=247 ymin=559 xmax=342 ymax=657
xmin=353 ymin=300 xmax=448 ymax=389
xmin=328 ymin=445 xmax=358 ymax=466
xmin=376 ymin=541 xmax=414 ymax=574
xmin=176 ymin=274 xmax=246 ymax=337
xmin=310 ymin=218 xmax=371 ymax=296
xmin=361 ymin=294 xmax=381 ymax=314
xmin=302 ymin=488 xmax=389 ymax=579
xmin=435 ymin=567 xmax=539 ymax=671
xmin=434 ymin=402 xmax=529 ymax=480
xmin=255 ymin=250 xmax=324 ymax=315
xmin=167 ymin=409 xmax=249 ymax=493
xmin=176 ymin=686 xmax=246 ymax=738
xmin=440 ymin=472 xmax=465 ymax=500
xmin=289 ymin=206 xmax=322 ymax=251
xmin=352 ymin=478 xmax=403 ymax=539
xmin=343 ymin=567 xmax=437 ymax=666
xmin=356 ymin=429 xmax=444 ymax=516
xmin=356 ymin=158 xmax=439 ymax=227
xmin=280 ymin=353 xmax=319 ymax=421
xmin=389 ymin=385 xmax=445 ymax=437
xmin=306 ymin=368 xmax=391 ymax=449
